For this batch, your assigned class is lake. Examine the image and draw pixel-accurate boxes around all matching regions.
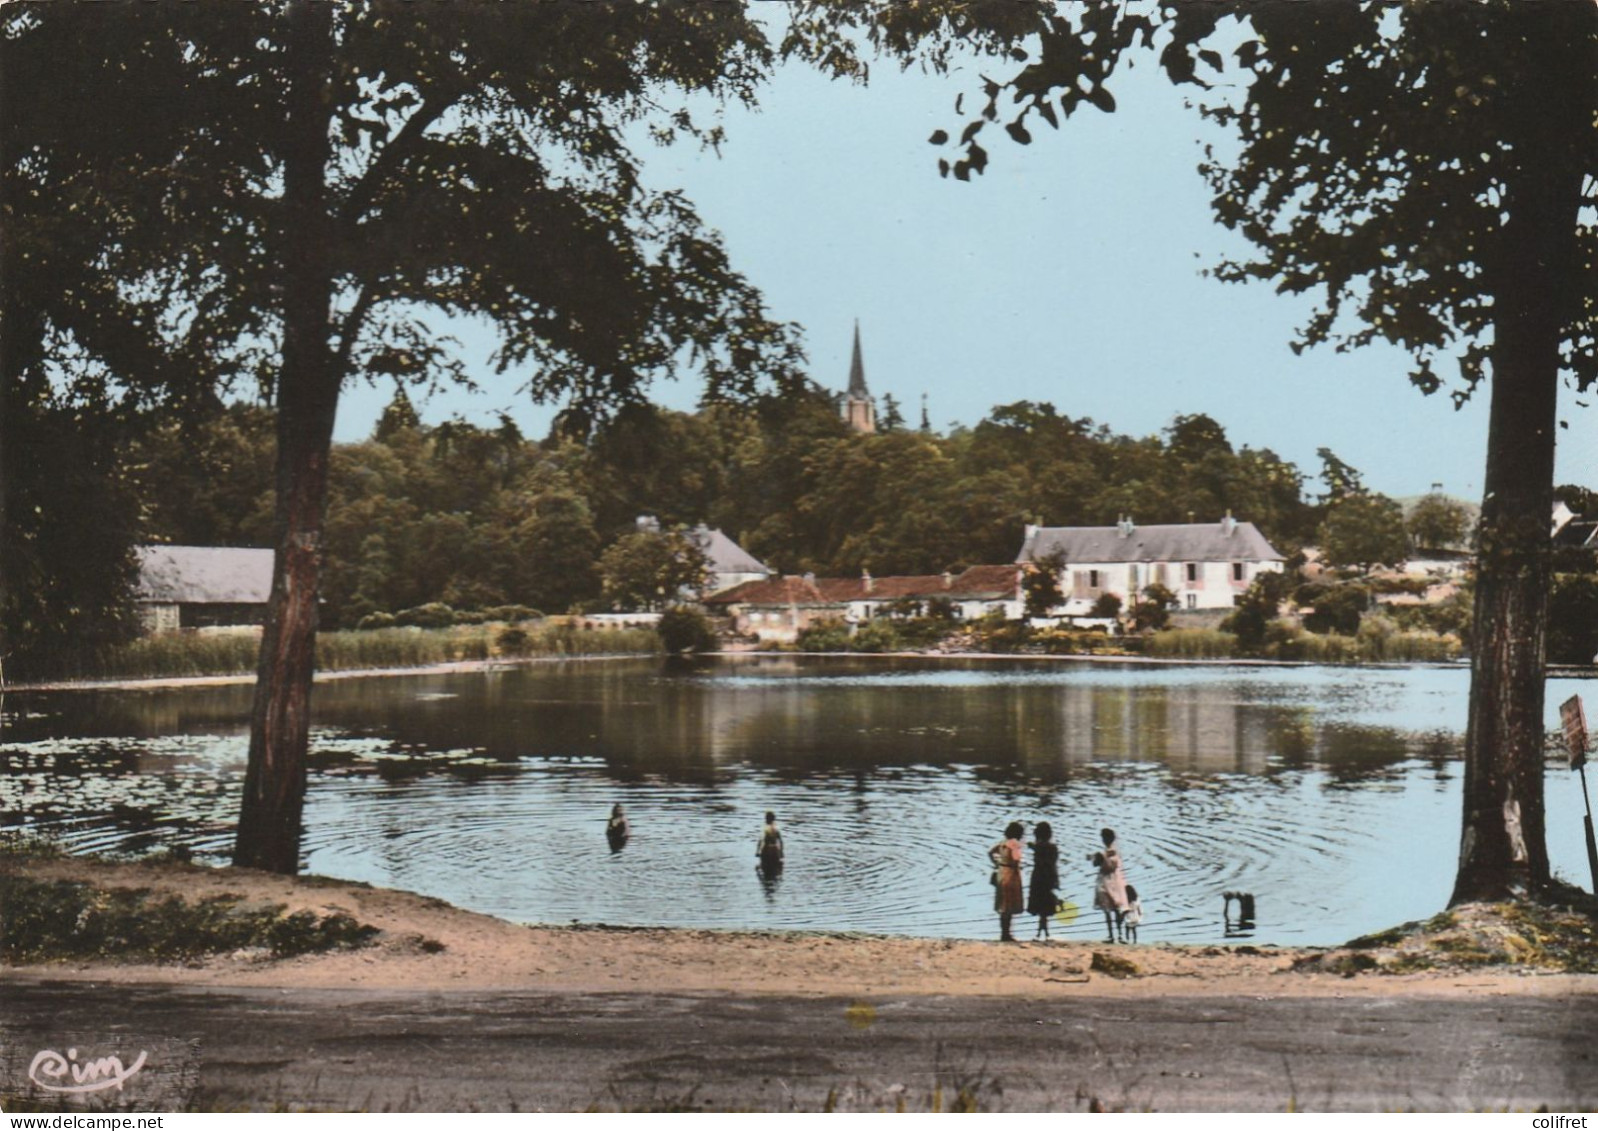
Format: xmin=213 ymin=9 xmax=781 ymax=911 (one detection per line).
xmin=2 ymin=656 xmax=1592 ymax=946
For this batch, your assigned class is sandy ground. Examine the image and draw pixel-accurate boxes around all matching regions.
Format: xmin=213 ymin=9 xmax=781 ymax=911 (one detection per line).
xmin=9 ymin=856 xmax=1598 ymax=1111
xmin=12 ymin=854 xmax=1596 ymax=1002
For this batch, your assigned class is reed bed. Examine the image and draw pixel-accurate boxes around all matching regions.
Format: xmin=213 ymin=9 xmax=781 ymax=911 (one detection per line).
xmin=1145 ymin=628 xmax=1239 ymax=658
xmin=52 ymin=620 xmax=659 ymax=682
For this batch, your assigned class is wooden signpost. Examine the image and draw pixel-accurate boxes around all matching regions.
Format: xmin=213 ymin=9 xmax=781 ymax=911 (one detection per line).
xmin=1560 ymin=695 xmax=1598 ymax=892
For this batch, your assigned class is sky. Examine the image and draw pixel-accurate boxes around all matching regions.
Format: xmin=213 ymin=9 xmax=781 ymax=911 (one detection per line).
xmin=332 ymin=40 xmax=1596 ymax=505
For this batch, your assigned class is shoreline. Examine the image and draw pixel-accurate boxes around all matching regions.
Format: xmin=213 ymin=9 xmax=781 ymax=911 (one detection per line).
xmin=8 ymin=852 xmax=1596 ymax=1000
xmin=9 ymin=647 xmax=1570 ymax=697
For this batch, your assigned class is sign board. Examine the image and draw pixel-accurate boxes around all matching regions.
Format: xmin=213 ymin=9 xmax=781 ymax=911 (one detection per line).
xmin=1562 ymin=695 xmax=1589 ymax=771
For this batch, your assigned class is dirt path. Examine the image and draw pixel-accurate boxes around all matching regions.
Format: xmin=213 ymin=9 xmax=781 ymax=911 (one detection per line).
xmin=7 ymin=856 xmax=1597 ymax=1111
xmin=4 ymin=979 xmax=1594 ymax=1112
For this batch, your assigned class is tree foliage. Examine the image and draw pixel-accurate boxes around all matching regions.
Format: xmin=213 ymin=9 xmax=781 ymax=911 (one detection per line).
xmin=598 ymin=528 xmax=710 ymax=613
xmin=1318 ymin=493 xmax=1409 ymax=574
xmin=1406 ymin=493 xmax=1473 ymax=554
xmin=811 ymin=0 xmax=1597 ymax=904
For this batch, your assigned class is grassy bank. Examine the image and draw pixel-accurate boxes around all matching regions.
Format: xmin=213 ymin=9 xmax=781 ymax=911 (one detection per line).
xmin=0 ymin=840 xmax=381 ymax=964
xmin=42 ymin=621 xmax=660 ymax=682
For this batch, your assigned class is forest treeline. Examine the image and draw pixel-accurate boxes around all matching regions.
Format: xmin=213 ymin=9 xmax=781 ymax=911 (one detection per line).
xmin=7 ymin=384 xmax=1594 ymax=678
xmin=137 ymin=391 xmax=1326 ymax=627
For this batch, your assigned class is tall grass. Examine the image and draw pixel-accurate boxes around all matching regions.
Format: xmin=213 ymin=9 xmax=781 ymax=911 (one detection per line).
xmin=1145 ymin=628 xmax=1239 ymax=658
xmin=54 ymin=620 xmax=659 ymax=682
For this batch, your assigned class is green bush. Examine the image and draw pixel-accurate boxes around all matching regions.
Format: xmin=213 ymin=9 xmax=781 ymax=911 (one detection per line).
xmin=849 ymin=619 xmax=903 ymax=653
xmin=796 ymin=618 xmax=852 ymax=652
xmin=394 ymin=602 xmax=457 ymax=629
xmin=1034 ymin=628 xmax=1114 ymax=655
xmin=1089 ymin=592 xmax=1124 ymax=619
xmin=496 ymin=626 xmax=531 ymax=656
xmin=968 ymin=616 xmax=1032 ymax=653
xmin=658 ymin=607 xmax=719 ymax=655
xmin=356 ymin=611 xmax=397 ymax=630
xmin=484 ymin=605 xmax=542 ymax=624
xmin=0 ymin=874 xmax=378 ymax=963
xmin=1299 ymin=583 xmax=1369 ymax=635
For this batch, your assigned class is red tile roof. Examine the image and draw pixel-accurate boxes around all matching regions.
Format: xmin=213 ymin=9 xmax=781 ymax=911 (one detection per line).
xmin=705 ymin=566 xmax=1021 ymax=607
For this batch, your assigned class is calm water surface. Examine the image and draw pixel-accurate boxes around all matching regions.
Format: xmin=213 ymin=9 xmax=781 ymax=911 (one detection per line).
xmin=2 ymin=656 xmax=1592 ymax=946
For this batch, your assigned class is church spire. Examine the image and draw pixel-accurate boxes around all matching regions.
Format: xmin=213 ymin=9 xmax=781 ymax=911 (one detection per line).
xmin=841 ymin=319 xmax=876 ymax=434
xmin=848 ymin=319 xmax=869 ymax=399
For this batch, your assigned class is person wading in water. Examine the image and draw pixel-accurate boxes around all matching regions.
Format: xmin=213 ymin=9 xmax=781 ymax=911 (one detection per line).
xmin=756 ymin=811 xmax=784 ymax=876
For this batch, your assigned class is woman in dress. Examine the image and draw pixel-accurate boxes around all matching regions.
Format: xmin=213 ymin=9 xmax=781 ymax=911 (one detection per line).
xmin=990 ymin=820 xmax=1026 ymax=942
xmin=1090 ymin=826 xmax=1129 ymax=942
xmin=1026 ymin=821 xmax=1060 ymax=940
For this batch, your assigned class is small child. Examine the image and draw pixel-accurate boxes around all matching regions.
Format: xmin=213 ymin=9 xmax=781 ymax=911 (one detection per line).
xmin=1122 ymin=883 xmax=1143 ymax=943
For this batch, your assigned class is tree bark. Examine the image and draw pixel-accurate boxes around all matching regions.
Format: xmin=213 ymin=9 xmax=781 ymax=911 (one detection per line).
xmin=234 ymin=1 xmax=337 ymax=874
xmin=1449 ymin=3 xmax=1594 ymax=905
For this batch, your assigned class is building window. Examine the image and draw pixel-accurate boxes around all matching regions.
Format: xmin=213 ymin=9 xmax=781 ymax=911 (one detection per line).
xmin=1232 ymin=562 xmax=1245 ymax=582
xmin=1186 ymin=593 xmax=1198 ymax=609
xmin=1089 ymin=569 xmax=1101 ymax=589
xmin=1185 ymin=563 xmax=1198 ymax=583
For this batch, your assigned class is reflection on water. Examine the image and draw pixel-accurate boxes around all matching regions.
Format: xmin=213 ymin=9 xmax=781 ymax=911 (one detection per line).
xmin=2 ymin=657 xmax=1591 ymax=946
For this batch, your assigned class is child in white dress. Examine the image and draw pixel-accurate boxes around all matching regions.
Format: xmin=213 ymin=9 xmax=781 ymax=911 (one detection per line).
xmin=1122 ymin=883 xmax=1144 ymax=943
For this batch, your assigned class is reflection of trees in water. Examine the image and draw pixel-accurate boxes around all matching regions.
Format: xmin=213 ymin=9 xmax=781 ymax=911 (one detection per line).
xmin=3 ymin=686 xmax=256 ymax=743
xmin=15 ymin=660 xmax=1468 ymax=795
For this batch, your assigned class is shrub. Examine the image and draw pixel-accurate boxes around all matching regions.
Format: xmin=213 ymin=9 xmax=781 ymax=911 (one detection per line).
xmin=884 ymin=617 xmax=952 ymax=649
xmin=1089 ymin=592 xmax=1123 ymax=619
xmin=1130 ymin=583 xmax=1175 ymax=632
xmin=484 ymin=605 xmax=542 ymax=624
xmin=969 ymin=617 xmax=1031 ymax=653
xmin=496 ymin=627 xmax=531 ymax=656
xmin=394 ymin=602 xmax=457 ymax=629
xmin=850 ymin=619 xmax=903 ymax=653
xmin=1299 ymin=583 xmax=1368 ymax=635
xmin=356 ymin=611 xmax=397 ymax=631
xmin=658 ymin=606 xmax=718 ymax=655
xmin=796 ymin=618 xmax=852 ymax=652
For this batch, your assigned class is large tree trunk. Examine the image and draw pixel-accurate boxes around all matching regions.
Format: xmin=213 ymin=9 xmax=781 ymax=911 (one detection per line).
xmin=1449 ymin=3 xmax=1593 ymax=905
xmin=234 ymin=1 xmax=337 ymax=874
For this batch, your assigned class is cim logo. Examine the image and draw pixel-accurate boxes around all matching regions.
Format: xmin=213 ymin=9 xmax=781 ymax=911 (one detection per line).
xmin=27 ymin=1047 xmax=148 ymax=1095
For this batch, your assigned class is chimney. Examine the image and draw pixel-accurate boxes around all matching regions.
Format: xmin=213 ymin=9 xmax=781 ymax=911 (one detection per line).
xmin=942 ymin=570 xmax=953 ymax=590
xmin=1118 ymin=515 xmax=1136 ymax=538
xmin=1220 ymin=511 xmax=1237 ymax=537
xmin=862 ymin=569 xmax=873 ymax=594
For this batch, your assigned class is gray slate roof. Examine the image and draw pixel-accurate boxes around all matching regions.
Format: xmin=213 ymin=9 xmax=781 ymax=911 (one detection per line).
xmin=690 ymin=525 xmax=771 ymax=576
xmin=1016 ymin=520 xmax=1284 ymax=565
xmin=136 ymin=545 xmax=274 ymax=604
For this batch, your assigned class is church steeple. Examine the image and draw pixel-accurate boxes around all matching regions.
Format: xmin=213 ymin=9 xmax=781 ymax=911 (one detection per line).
xmin=842 ymin=319 xmax=876 ymax=433
xmin=848 ymin=321 xmax=869 ymax=399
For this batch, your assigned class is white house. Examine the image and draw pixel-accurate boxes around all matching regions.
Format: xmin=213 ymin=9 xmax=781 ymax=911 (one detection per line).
xmin=1015 ymin=515 xmax=1285 ymax=613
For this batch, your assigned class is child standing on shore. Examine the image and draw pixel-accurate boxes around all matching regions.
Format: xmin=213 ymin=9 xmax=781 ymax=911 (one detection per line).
xmin=1123 ymin=884 xmax=1143 ymax=943
xmin=1089 ymin=827 xmax=1129 ymax=942
xmin=1026 ymin=822 xmax=1060 ymax=940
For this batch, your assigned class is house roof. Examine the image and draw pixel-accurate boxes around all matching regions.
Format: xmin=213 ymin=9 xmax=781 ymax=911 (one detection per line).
xmin=1016 ymin=519 xmax=1284 ymax=565
xmin=689 ymin=525 xmax=770 ymax=577
xmin=135 ymin=545 xmax=274 ymax=605
xmin=705 ymin=565 xmax=1021 ymax=607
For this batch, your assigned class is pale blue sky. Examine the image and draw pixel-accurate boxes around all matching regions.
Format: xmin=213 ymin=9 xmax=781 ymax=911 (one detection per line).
xmin=333 ymin=49 xmax=1595 ymax=503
